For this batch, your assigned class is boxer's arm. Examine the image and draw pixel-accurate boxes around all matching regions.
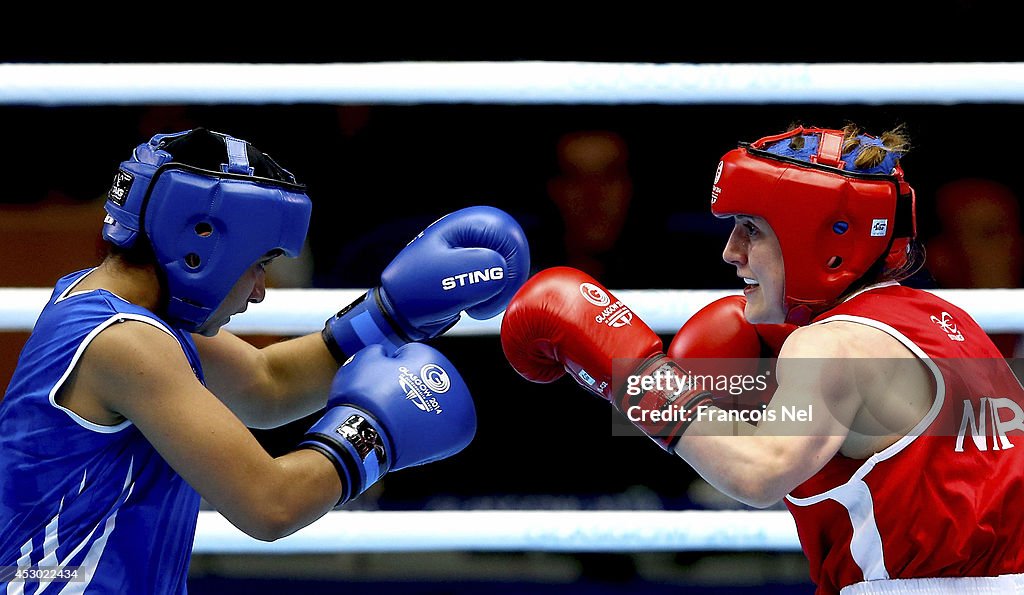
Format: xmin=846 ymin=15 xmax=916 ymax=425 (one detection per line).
xmin=673 ymin=324 xmax=863 ymax=508
xmin=194 ymin=330 xmax=337 ymax=429
xmin=80 ymin=322 xmax=342 ymax=540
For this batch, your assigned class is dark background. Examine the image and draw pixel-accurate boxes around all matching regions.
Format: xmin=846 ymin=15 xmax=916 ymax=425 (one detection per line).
xmin=3 ymin=10 xmax=1022 ymax=591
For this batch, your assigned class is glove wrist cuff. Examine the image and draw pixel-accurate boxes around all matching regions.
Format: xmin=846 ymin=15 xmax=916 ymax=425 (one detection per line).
xmin=299 ymin=406 xmax=392 ymax=505
xmin=616 ymin=355 xmax=714 ymax=452
xmin=323 ymin=289 xmax=409 ymax=363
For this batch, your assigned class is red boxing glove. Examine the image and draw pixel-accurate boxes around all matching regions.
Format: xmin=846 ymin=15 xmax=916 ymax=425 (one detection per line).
xmin=500 ymin=266 xmax=712 ymax=451
xmin=668 ymin=295 xmax=796 ymax=412
xmin=668 ymin=295 xmax=795 ymax=359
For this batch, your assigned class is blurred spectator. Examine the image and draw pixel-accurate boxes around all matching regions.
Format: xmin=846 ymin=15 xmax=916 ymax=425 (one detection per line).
xmin=519 ymin=127 xmax=741 ymax=290
xmin=925 ymin=177 xmax=1024 ymax=356
xmin=550 ymin=130 xmax=632 ymax=276
xmin=524 ymin=129 xmax=636 ymax=287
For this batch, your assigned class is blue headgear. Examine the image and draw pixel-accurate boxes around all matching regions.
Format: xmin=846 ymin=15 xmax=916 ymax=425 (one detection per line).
xmin=102 ymin=128 xmax=313 ymax=332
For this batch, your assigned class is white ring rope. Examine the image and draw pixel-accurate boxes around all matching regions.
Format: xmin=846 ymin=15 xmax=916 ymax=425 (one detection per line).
xmin=3 ymin=62 xmax=1024 ymax=105
xmin=2 ymin=287 xmax=1023 ymax=335
xmin=192 ymin=510 xmax=801 ymax=553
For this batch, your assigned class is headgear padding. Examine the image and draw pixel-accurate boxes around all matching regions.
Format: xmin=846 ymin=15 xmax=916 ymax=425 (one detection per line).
xmin=710 ymin=126 xmax=916 ymax=325
xmin=102 ymin=128 xmax=313 ymax=332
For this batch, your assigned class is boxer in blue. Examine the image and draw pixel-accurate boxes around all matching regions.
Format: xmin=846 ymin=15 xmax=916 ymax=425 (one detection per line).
xmin=0 ymin=128 xmax=529 ymax=593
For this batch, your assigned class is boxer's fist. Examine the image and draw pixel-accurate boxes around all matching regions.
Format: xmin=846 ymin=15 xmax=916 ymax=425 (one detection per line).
xmin=669 ymin=295 xmax=796 ymax=411
xmin=322 ymin=206 xmax=530 ymax=361
xmin=668 ymin=295 xmax=795 ymax=360
xmin=499 ymin=266 xmax=663 ymax=400
xmin=501 ymin=267 xmax=711 ymax=451
xmin=300 ymin=343 xmax=476 ymax=504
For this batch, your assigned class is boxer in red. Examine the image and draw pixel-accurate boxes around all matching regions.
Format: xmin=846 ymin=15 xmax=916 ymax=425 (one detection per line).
xmin=502 ymin=124 xmax=1024 ymax=594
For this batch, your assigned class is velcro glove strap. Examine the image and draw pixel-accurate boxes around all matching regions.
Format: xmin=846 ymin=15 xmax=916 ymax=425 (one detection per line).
xmin=298 ymin=406 xmax=392 ymax=505
xmin=615 ymin=355 xmax=715 ymax=452
xmin=322 ymin=289 xmax=410 ymax=364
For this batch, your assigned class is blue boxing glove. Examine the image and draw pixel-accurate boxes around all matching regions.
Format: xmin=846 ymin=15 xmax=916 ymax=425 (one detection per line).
xmin=322 ymin=206 xmax=530 ymax=362
xmin=299 ymin=343 xmax=477 ymax=505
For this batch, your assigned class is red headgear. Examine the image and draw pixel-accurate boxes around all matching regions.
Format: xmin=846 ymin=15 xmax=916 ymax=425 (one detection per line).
xmin=711 ymin=126 xmax=916 ymax=325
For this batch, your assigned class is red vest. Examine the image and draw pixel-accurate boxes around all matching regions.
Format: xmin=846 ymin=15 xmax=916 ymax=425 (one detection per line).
xmin=786 ymin=284 xmax=1024 ymax=595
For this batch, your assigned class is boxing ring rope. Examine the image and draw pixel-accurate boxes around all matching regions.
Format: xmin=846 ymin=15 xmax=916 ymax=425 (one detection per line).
xmin=2 ymin=287 xmax=1024 ymax=335
xmin=192 ymin=510 xmax=801 ymax=554
xmin=4 ymin=61 xmax=1024 ymax=105
xmin=3 ymin=60 xmax=1024 ymax=555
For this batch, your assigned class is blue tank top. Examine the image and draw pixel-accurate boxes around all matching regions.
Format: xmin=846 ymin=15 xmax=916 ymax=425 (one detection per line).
xmin=0 ymin=269 xmax=204 ymax=594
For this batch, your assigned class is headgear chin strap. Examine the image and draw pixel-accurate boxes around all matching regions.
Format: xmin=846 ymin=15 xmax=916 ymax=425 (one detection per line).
xmin=102 ymin=128 xmax=313 ymax=332
xmin=710 ymin=126 xmax=917 ymax=325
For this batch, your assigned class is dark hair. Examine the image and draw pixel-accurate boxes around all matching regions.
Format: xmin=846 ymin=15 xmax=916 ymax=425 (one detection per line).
xmin=159 ymin=128 xmax=299 ymax=184
xmin=845 ymin=239 xmax=927 ymax=297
